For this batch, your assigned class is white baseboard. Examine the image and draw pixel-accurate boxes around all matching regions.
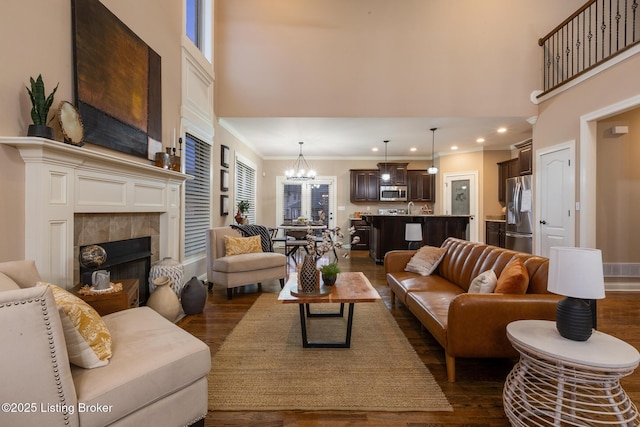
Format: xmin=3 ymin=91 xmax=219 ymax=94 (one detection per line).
xmin=605 ymin=282 xmax=640 ymax=292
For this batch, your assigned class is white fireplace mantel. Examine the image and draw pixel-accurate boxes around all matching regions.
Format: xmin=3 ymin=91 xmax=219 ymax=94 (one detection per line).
xmin=0 ymin=137 xmax=189 ymax=288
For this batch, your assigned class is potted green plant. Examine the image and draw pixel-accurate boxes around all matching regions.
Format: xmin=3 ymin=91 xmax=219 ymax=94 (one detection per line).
xmin=320 ymin=262 xmax=340 ymax=286
xmin=235 ymin=200 xmax=250 ymax=224
xmin=26 ymin=74 xmax=59 ymax=140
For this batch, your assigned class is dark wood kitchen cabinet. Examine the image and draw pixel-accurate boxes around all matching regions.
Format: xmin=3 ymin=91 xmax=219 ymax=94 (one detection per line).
xmin=497 ymin=158 xmax=518 ymax=204
xmin=377 ymin=162 xmax=408 ymax=186
xmin=517 ymin=140 xmax=532 ymax=175
xmin=349 ymin=219 xmax=370 ymax=250
xmin=407 ymin=170 xmax=435 ymax=202
xmin=485 ymin=221 xmax=506 ymax=248
xmin=350 ymin=169 xmax=379 ymax=203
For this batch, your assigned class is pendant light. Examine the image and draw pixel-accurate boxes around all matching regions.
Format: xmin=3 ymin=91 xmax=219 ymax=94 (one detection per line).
xmin=285 ymin=141 xmax=316 ymax=180
xmin=428 ymin=128 xmax=438 ymax=175
xmin=381 ymin=140 xmax=391 ymax=181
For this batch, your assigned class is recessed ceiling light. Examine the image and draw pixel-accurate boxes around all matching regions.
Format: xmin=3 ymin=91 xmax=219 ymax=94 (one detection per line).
xmin=476 ymin=137 xmax=485 ymax=143
xmin=410 ymin=147 xmax=417 ymax=152
xmin=451 ymin=146 xmax=458 ymax=150
xmin=372 ymin=147 xmax=379 ymax=152
xmin=497 ymin=127 xmax=507 ymax=133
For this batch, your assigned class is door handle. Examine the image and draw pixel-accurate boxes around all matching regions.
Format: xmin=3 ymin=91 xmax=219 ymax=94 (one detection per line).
xmin=539 ymin=220 xmax=547 ymax=225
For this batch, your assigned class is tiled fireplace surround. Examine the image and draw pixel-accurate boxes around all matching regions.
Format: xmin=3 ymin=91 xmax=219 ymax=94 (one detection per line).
xmin=0 ymin=137 xmax=188 ymax=289
xmin=74 ymin=213 xmax=161 ymax=285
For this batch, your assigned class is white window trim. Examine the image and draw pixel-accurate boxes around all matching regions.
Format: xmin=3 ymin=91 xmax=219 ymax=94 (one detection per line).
xmin=235 ymin=152 xmax=257 ymax=223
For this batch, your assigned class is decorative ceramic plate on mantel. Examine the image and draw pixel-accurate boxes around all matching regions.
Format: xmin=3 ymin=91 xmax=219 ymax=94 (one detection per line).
xmin=58 ymin=100 xmax=85 ymax=147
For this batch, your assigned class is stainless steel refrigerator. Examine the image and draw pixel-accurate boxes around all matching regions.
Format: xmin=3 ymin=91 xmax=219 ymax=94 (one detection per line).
xmin=505 ymin=175 xmax=533 ymax=253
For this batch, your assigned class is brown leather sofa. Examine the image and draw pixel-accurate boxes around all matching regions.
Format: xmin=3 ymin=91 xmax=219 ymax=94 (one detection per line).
xmin=385 ymin=237 xmax=561 ymax=382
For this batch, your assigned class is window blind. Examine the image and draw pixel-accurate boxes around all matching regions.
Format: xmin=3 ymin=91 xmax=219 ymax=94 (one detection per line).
xmin=235 ymin=158 xmax=256 ymax=224
xmin=184 ymin=133 xmax=211 ymax=257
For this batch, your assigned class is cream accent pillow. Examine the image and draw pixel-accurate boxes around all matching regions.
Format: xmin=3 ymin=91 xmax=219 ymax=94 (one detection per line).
xmin=224 ymin=235 xmax=263 ymax=256
xmin=468 ymin=270 xmax=498 ymax=293
xmin=37 ymin=282 xmax=112 ymax=368
xmin=0 ymin=271 xmax=20 ymax=291
xmin=0 ymin=259 xmax=41 ymax=288
xmin=404 ymin=246 xmax=447 ymax=276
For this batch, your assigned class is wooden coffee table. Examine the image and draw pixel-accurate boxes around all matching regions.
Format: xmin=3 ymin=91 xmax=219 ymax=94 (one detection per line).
xmin=277 ymin=272 xmax=380 ymax=348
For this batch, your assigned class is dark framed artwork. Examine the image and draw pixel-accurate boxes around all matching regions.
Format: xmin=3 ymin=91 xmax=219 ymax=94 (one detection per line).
xmin=221 ymin=145 xmax=230 ymax=168
xmin=220 ymin=195 xmax=229 ymax=216
xmin=72 ymin=0 xmax=162 ymax=159
xmin=220 ymin=169 xmax=229 ymax=191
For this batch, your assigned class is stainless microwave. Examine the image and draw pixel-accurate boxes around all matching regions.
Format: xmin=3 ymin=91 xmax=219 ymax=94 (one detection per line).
xmin=379 ymin=185 xmax=407 ymax=202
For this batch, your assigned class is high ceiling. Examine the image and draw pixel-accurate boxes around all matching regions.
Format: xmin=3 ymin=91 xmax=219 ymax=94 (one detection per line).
xmin=218 ymin=116 xmax=534 ymax=160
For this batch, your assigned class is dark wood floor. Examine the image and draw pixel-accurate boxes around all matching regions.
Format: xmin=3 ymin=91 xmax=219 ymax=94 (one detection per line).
xmin=178 ymin=250 xmax=640 ymax=427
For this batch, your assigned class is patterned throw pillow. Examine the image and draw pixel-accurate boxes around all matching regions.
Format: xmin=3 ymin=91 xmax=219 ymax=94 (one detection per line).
xmin=494 ymin=258 xmax=530 ymax=294
xmin=404 ymin=246 xmax=447 ymax=276
xmin=468 ymin=270 xmax=498 ymax=293
xmin=231 ymin=224 xmax=274 ymax=252
xmin=224 ymin=235 xmax=263 ymax=256
xmin=37 ymin=282 xmax=112 ymax=368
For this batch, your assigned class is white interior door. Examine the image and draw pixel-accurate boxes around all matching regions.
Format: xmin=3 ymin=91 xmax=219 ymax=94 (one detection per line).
xmin=276 ymin=177 xmax=337 ymax=228
xmin=443 ymin=171 xmax=478 ymax=242
xmin=536 ymin=143 xmax=575 ymax=257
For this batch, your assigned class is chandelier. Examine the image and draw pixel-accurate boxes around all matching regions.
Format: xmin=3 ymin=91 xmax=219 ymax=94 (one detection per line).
xmin=285 ymin=141 xmax=316 ymax=180
xmin=428 ymin=128 xmax=438 ymax=175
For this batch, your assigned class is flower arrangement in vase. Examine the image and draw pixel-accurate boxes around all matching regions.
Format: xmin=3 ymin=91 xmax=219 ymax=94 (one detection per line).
xmin=298 ymin=211 xmax=360 ymax=290
xmin=235 ymin=200 xmax=250 ymax=224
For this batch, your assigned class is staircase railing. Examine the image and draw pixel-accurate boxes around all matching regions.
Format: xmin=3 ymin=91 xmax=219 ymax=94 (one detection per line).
xmin=539 ymin=0 xmax=640 ymax=94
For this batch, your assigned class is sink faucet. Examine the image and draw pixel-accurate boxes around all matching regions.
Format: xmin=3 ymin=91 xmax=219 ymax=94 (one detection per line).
xmin=407 ymin=201 xmax=414 ymax=215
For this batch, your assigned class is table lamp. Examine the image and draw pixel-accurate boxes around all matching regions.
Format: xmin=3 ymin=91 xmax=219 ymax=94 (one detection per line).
xmin=405 ymin=223 xmax=423 ymax=250
xmin=547 ymin=247 xmax=605 ymax=341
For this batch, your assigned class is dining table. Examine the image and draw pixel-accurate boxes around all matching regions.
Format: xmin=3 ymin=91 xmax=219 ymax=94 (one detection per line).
xmin=273 ymin=224 xmax=328 ymax=264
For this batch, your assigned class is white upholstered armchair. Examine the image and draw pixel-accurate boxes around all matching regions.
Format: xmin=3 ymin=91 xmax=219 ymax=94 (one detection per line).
xmin=206 ymin=227 xmax=287 ymax=299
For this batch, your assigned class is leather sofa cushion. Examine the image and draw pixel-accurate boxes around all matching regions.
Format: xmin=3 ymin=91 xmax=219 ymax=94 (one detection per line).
xmin=212 ymin=252 xmax=285 ymax=273
xmin=72 ymin=307 xmax=211 ymax=426
xmin=406 ymin=283 xmax=465 ymax=347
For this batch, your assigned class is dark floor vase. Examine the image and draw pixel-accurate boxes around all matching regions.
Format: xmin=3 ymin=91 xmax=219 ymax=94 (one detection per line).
xmin=27 ymin=124 xmax=54 ymax=140
xmin=181 ymin=276 xmax=207 ymax=315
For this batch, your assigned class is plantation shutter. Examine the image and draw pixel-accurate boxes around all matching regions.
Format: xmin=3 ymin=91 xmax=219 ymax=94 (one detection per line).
xmin=235 ymin=157 xmax=256 ymax=224
xmin=184 ymin=133 xmax=211 ymax=257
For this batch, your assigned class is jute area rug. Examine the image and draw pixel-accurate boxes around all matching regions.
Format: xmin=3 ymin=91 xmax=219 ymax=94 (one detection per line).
xmin=208 ymin=293 xmax=452 ymax=412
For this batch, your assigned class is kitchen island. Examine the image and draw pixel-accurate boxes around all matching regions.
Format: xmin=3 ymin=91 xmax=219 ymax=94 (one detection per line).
xmin=360 ymin=214 xmax=470 ymax=263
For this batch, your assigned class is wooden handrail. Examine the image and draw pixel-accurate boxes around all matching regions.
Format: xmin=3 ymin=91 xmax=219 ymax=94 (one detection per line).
xmin=538 ymin=0 xmax=596 ymax=46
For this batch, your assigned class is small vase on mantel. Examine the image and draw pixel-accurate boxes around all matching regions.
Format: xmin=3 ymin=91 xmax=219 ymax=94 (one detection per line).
xmin=298 ymin=255 xmax=320 ymax=293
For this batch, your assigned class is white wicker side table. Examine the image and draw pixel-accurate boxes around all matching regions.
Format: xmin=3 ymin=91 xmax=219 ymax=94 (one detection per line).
xmin=504 ymin=320 xmax=640 ymax=426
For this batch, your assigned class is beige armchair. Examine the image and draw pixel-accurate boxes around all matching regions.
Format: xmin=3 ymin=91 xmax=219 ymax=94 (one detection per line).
xmin=206 ymin=227 xmax=287 ymax=299
xmin=0 ymin=260 xmax=210 ymax=427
